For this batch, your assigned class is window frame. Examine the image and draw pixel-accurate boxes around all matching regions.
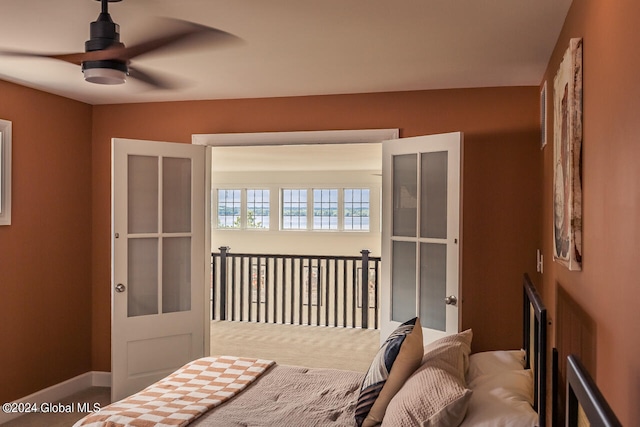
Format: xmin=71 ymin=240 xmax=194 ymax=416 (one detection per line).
xmin=343 ymin=188 xmax=371 ymax=231
xmin=281 ymin=188 xmax=308 ymax=230
xmin=0 ymin=119 xmax=12 ymax=226
xmin=216 ymin=188 xmax=242 ymax=229
xmin=280 ymin=186 xmax=371 ymax=232
xmin=245 ymin=188 xmax=271 ymax=230
xmin=215 ymin=187 xmax=272 ymax=230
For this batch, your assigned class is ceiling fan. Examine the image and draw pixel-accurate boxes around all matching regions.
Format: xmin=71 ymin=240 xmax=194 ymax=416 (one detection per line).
xmin=0 ymin=0 xmax=241 ymax=89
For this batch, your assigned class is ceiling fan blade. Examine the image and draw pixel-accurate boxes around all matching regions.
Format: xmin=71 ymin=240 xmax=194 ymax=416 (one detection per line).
xmin=0 ymin=47 xmax=122 ymax=66
xmin=0 ymin=49 xmax=76 ymax=62
xmin=111 ymin=18 xmax=242 ymax=62
xmin=127 ymin=65 xmax=183 ymax=90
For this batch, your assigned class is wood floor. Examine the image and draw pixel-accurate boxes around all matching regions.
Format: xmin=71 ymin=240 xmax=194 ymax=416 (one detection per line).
xmin=3 ymin=321 xmax=380 ymax=426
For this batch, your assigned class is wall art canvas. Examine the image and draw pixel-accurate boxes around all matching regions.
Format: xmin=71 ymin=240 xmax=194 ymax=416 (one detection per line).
xmin=553 ymin=38 xmax=583 ymax=270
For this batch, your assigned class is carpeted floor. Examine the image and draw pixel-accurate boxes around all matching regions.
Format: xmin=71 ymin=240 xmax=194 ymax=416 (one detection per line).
xmin=3 ymin=321 xmax=380 ymax=426
xmin=210 ymin=320 xmax=380 ymax=372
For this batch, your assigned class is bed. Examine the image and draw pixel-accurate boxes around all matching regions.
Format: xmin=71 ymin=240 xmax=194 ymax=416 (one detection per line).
xmin=75 ymin=273 xmax=547 ymax=427
xmin=565 ymin=354 xmax=622 ymax=427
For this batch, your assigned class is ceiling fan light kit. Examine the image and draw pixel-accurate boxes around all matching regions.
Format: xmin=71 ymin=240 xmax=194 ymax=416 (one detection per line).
xmin=83 ymin=66 xmax=126 ymax=84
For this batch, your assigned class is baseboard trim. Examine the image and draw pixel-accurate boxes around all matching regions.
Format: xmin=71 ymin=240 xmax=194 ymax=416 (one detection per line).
xmin=0 ymin=371 xmax=111 ymax=424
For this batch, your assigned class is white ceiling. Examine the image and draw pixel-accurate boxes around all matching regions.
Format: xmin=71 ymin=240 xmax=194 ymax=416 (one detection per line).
xmin=0 ymin=0 xmax=573 ymax=105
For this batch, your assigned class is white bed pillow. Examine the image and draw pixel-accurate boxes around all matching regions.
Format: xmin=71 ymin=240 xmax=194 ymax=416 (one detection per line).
xmin=466 ymin=349 xmax=526 ymax=383
xmin=458 ymin=369 xmax=537 ymax=427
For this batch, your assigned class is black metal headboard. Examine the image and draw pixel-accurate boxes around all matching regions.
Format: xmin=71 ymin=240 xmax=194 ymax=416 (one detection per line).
xmin=523 ymin=273 xmax=548 ymax=427
xmin=566 ymin=354 xmax=622 ymax=427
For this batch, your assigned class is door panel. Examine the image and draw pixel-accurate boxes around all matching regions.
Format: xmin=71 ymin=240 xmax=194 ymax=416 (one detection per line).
xmin=381 ymin=132 xmax=462 ymax=344
xmin=112 ymin=138 xmax=206 ymax=401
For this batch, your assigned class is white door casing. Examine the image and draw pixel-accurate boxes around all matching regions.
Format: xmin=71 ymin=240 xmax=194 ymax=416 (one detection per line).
xmin=381 ymin=132 xmax=462 ymax=345
xmin=112 ymin=138 xmax=208 ymax=401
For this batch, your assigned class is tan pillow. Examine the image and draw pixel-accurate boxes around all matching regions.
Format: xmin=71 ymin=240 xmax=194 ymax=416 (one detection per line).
xmin=382 ymin=341 xmax=472 ymax=427
xmin=422 ymin=329 xmax=473 ymax=379
xmin=357 ymin=318 xmax=424 ymax=427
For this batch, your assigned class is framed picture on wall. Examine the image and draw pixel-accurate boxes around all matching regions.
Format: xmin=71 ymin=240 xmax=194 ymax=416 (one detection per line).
xmin=356 ymin=267 xmax=377 ymax=309
xmin=553 ymin=38 xmax=583 ymax=271
xmin=251 ymin=264 xmax=266 ymax=303
xmin=303 ymin=265 xmax=321 ymax=306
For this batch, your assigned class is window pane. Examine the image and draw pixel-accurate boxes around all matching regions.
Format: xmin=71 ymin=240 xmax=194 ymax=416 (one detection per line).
xmin=421 ymin=151 xmax=448 ymax=239
xmin=420 ymin=242 xmax=447 ymax=331
xmin=163 ymin=157 xmax=191 ymax=233
xmin=163 ymin=237 xmax=191 ymax=313
xmin=128 ymin=238 xmax=158 ymax=317
xmin=392 ymin=241 xmax=416 ymax=321
xmin=247 ymin=189 xmax=270 ymax=229
xmin=282 ymin=189 xmax=307 ymax=229
xmin=217 ymin=189 xmax=241 ymax=228
xmin=344 ymin=188 xmax=370 ymax=230
xmin=128 ymin=155 xmax=158 ymax=234
xmin=313 ymin=189 xmax=338 ymax=230
xmin=393 ymin=154 xmax=417 ymax=237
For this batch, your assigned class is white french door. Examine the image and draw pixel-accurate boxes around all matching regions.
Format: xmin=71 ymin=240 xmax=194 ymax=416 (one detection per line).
xmin=111 ymin=138 xmax=208 ymax=401
xmin=381 ymin=132 xmax=462 ymax=344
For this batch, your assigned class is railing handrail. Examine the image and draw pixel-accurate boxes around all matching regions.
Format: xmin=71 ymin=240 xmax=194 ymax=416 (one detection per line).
xmin=212 ymin=250 xmax=381 ymax=262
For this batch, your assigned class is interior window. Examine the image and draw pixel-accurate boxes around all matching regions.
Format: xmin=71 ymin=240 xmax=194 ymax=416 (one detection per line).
xmin=313 ymin=189 xmax=338 ymax=230
xmin=217 ymin=189 xmax=241 ymax=228
xmin=344 ymin=188 xmax=370 ymax=231
xmin=282 ymin=189 xmax=307 ymax=229
xmin=246 ymin=189 xmax=270 ymax=229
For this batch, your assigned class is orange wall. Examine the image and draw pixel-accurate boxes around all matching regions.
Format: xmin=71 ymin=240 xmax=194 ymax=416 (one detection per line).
xmin=541 ymin=0 xmax=640 ymax=425
xmin=91 ymin=88 xmax=542 ymax=371
xmin=0 ymin=81 xmax=93 ymax=403
xmin=0 ymin=80 xmax=541 ymax=402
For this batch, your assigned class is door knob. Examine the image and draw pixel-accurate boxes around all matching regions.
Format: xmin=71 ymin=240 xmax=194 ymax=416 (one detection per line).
xmin=115 ymin=283 xmax=126 ymax=293
xmin=444 ymin=295 xmax=458 ymax=306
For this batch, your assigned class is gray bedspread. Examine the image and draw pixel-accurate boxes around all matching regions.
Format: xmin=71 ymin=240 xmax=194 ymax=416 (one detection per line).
xmin=190 ymin=364 xmax=364 ymax=427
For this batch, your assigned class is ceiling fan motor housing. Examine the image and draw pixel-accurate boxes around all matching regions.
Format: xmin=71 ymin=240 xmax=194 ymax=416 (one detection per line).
xmin=82 ymin=10 xmax=128 ymax=83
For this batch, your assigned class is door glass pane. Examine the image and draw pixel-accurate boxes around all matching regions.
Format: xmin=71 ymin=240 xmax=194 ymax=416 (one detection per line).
xmin=163 ymin=157 xmax=191 ymax=233
xmin=128 ymin=238 xmax=158 ymax=317
xmin=392 ymin=240 xmax=416 ymax=321
xmin=163 ymin=237 xmax=191 ymax=313
xmin=128 ymin=155 xmax=158 ymax=234
xmin=393 ymin=154 xmax=417 ymax=237
xmin=420 ymin=242 xmax=447 ymax=331
xmin=421 ymin=151 xmax=448 ymax=239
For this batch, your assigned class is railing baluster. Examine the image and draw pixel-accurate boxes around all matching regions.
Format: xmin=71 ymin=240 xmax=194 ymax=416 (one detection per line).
xmin=280 ymin=258 xmax=287 ymax=323
xmin=272 ymin=257 xmax=277 ymax=324
xmin=374 ymin=260 xmax=379 ymax=329
xmin=264 ymin=257 xmax=270 ymax=323
xmin=333 ymin=259 xmax=338 ymax=327
xmin=351 ymin=260 xmax=356 ymax=328
xmin=360 ymin=249 xmax=370 ymax=329
xmin=240 ymin=256 xmax=244 ymax=321
xmin=342 ymin=259 xmax=347 ymax=328
xmin=325 ymin=259 xmax=330 ymax=327
xmin=218 ymin=247 xmax=229 ymax=321
xmin=289 ymin=258 xmax=296 ymax=325
xmin=211 ymin=250 xmax=380 ymax=329
xmin=211 ymin=253 xmax=217 ymax=320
